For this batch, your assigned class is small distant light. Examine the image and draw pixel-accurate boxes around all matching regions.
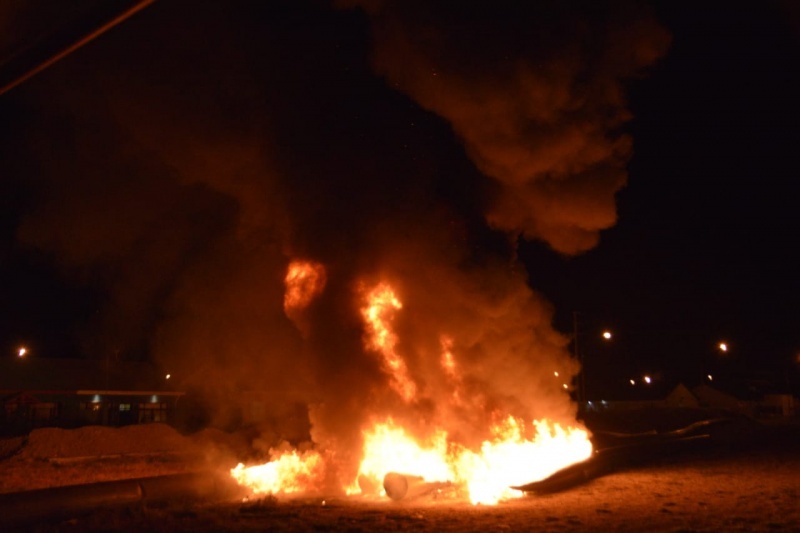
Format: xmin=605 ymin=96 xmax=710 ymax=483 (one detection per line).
xmin=18 ymin=347 xmax=27 ymax=357
xmin=707 ymin=374 xmax=714 ymax=381
xmin=718 ymin=342 xmax=728 ymax=352
xmin=629 ymin=379 xmax=636 ymax=386
xmin=92 ymin=394 xmax=101 ymax=403
xmin=165 ymin=374 xmax=171 ymax=380
xmin=643 ymin=375 xmax=652 ymax=384
xmin=553 ymin=371 xmax=559 ymax=377
xmin=562 ymin=383 xmax=569 ymax=389
xmin=602 ymin=331 xmax=612 ymax=340
xmin=151 ymin=395 xmax=158 ymax=403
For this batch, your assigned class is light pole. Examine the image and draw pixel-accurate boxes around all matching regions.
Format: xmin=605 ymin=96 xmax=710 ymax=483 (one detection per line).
xmin=573 ymin=312 xmax=613 ymax=404
xmin=573 ymin=312 xmax=583 ymax=404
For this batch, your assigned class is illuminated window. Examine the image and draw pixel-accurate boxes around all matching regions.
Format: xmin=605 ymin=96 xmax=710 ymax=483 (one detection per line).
xmin=119 ymin=403 xmax=131 ymax=412
xmin=138 ymin=402 xmax=168 ymax=423
xmin=81 ymin=402 xmax=102 ymax=412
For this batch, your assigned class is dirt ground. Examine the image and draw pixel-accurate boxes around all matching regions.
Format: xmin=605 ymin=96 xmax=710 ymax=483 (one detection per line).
xmin=2 ymin=415 xmax=799 ymax=532
xmin=0 ymin=424 xmax=238 ymax=494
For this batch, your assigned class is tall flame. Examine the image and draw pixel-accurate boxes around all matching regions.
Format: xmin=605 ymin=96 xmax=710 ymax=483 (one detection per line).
xmin=360 ymin=282 xmax=416 ymax=402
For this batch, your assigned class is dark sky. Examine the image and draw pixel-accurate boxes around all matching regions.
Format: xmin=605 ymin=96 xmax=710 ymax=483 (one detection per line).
xmin=523 ymin=2 xmax=800 ymax=392
xmin=1 ymin=0 xmax=799 ymax=404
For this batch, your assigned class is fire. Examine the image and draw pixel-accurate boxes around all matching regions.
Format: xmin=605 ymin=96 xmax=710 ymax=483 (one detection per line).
xmin=354 ymin=416 xmax=591 ymax=505
xmin=231 ymin=450 xmax=324 ymax=495
xmin=360 ymin=282 xmax=416 ymax=402
xmin=453 ymin=418 xmax=592 ymax=504
xmin=440 ymin=336 xmax=457 ymax=377
xmin=231 ymin=278 xmax=592 ymax=505
xmin=356 ymin=420 xmax=453 ymax=490
xmin=284 ymin=259 xmax=326 ymax=313
xmin=231 ymin=417 xmax=591 ymax=505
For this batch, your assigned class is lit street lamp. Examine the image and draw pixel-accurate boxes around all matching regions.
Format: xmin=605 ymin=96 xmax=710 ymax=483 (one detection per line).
xmin=572 ymin=311 xmax=615 ymax=403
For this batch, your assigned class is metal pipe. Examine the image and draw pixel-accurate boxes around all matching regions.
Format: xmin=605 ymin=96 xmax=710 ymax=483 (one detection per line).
xmin=0 ymin=470 xmax=242 ymax=529
xmin=382 ymin=472 xmax=452 ymax=501
xmin=0 ymin=0 xmax=157 ymax=97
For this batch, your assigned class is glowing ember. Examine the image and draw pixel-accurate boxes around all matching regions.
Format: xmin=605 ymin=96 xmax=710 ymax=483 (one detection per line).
xmin=284 ymin=259 xmax=326 ymax=313
xmin=360 ymin=282 xmax=416 ymax=401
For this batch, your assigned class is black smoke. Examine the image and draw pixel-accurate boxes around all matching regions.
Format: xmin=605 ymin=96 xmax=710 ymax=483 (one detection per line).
xmin=1 ymin=0 xmax=668 ymax=481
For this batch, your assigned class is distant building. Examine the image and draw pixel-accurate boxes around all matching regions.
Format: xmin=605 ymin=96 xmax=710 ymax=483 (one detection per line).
xmin=0 ymin=357 xmax=183 ymax=436
xmin=582 ymin=381 xmax=798 ymax=420
xmin=664 ymin=383 xmax=700 ymax=408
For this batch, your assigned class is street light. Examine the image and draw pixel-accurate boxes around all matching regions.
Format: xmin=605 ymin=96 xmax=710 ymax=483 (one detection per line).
xmin=17 ymin=347 xmax=27 ymax=357
xmin=572 ymin=311 xmax=615 ymax=403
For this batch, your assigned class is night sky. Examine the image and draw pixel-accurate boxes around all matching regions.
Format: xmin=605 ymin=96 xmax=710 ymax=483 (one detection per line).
xmin=1 ymin=1 xmax=799 ymax=404
xmin=524 ymin=2 xmax=800 ymax=394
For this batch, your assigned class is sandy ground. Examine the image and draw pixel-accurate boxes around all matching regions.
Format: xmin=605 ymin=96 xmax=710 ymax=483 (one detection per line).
xmin=2 ymin=416 xmax=799 ymax=532
xmin=0 ymin=424 xmax=238 ymax=494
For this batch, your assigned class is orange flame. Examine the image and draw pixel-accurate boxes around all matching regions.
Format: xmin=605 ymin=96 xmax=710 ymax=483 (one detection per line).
xmin=356 ymin=420 xmax=453 ymax=491
xmin=453 ymin=417 xmax=592 ymax=504
xmin=284 ymin=259 xmax=326 ymax=314
xmin=440 ymin=336 xmax=457 ymax=377
xmin=360 ymin=282 xmax=416 ymax=401
xmin=354 ymin=416 xmax=591 ymax=505
xmin=231 ymin=450 xmax=324 ymax=495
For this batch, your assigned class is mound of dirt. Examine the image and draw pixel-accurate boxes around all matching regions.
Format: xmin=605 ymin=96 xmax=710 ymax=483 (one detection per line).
xmin=0 ymin=423 xmax=258 ymax=494
xmin=19 ymin=424 xmax=195 ymax=460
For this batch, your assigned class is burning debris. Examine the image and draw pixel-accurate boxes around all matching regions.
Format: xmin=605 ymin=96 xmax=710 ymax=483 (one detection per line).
xmin=229 ymin=271 xmax=593 ymax=505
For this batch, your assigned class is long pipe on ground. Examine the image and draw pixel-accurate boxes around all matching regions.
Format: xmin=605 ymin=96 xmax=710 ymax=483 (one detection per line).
xmin=0 ymin=470 xmax=243 ymax=529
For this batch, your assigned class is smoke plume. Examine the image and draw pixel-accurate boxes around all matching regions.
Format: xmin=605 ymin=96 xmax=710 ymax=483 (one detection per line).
xmin=4 ymin=1 xmax=668 ymax=481
xmin=349 ymin=0 xmax=670 ymax=254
